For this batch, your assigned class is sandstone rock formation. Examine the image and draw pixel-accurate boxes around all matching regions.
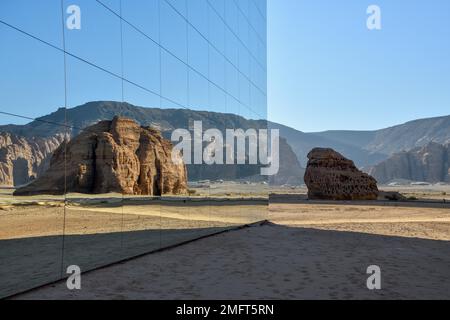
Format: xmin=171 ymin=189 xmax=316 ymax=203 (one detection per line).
xmin=304 ymin=148 xmax=379 ymax=200
xmin=368 ymin=142 xmax=450 ymax=184
xmin=0 ymin=132 xmax=64 ymax=186
xmin=14 ymin=117 xmax=187 ymax=196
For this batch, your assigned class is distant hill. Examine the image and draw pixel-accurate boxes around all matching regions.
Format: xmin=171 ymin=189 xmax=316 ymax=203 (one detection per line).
xmin=367 ymin=142 xmax=450 ymax=184
xmin=268 ymin=123 xmax=387 ymax=168
xmin=270 ymin=115 xmax=450 ymax=168
xmin=313 ymin=116 xmax=450 ymax=154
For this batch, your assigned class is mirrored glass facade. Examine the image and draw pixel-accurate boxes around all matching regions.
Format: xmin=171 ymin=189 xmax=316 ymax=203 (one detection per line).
xmin=0 ymin=0 xmax=267 ymax=298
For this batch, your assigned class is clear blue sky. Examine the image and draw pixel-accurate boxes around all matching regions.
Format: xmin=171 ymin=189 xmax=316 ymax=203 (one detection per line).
xmin=2 ymin=1 xmax=450 ymax=131
xmin=268 ymin=0 xmax=450 ymax=132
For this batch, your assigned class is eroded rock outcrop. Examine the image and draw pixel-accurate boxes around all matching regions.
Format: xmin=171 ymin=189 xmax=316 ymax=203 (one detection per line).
xmin=368 ymin=142 xmax=450 ymax=184
xmin=14 ymin=117 xmax=187 ymax=196
xmin=0 ymin=133 xmax=65 ymax=186
xmin=304 ymin=148 xmax=379 ymax=200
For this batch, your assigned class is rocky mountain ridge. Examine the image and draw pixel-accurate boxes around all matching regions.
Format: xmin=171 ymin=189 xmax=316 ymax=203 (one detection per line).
xmin=368 ymin=142 xmax=450 ymax=184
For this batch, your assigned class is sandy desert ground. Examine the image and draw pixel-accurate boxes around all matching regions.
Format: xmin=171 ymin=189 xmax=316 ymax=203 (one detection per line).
xmin=269 ymin=203 xmax=450 ymax=241
xmin=6 ymin=193 xmax=450 ymax=300
xmin=271 ymin=184 xmax=450 ymax=201
xmin=13 ymin=221 xmax=450 ymax=300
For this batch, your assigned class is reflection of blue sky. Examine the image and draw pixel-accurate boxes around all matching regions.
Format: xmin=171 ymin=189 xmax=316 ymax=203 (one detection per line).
xmin=0 ymin=0 xmax=267 ymax=125
xmin=268 ymin=0 xmax=450 ymax=132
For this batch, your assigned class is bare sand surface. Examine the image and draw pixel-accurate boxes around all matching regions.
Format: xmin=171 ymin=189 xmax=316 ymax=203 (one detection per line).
xmin=3 ymin=184 xmax=449 ymax=299
xmin=269 ymin=203 xmax=450 ymax=241
xmin=14 ymin=222 xmax=450 ymax=300
xmin=270 ymin=184 xmax=450 ymax=201
xmin=9 ymin=200 xmax=450 ymax=300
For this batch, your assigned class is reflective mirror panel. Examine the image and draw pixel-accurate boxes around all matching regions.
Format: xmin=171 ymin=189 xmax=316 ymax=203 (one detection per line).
xmin=0 ymin=10 xmax=66 ymax=296
xmin=0 ymin=0 xmax=267 ymax=298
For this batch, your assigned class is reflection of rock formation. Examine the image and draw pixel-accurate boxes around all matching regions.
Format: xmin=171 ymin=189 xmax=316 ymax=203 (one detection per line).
xmin=304 ymin=148 xmax=379 ymax=200
xmin=269 ymin=137 xmax=305 ymax=185
xmin=0 ymin=133 xmax=64 ymax=186
xmin=14 ymin=117 xmax=187 ymax=196
xmin=368 ymin=142 xmax=450 ymax=184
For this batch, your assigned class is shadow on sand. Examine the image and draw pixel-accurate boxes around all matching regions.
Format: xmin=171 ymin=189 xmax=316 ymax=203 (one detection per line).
xmin=3 ymin=222 xmax=450 ymax=299
xmin=0 ymin=224 xmax=242 ymax=299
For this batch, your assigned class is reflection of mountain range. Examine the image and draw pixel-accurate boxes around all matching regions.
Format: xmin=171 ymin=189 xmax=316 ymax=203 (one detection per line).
xmin=0 ymin=101 xmax=266 ymax=139
xmin=0 ymin=101 xmax=449 ymax=186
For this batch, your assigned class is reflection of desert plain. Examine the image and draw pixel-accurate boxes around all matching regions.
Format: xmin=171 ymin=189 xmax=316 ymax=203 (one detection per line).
xmin=0 ymin=187 xmax=267 ymax=240
xmin=0 ymin=184 xmax=267 ymax=298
